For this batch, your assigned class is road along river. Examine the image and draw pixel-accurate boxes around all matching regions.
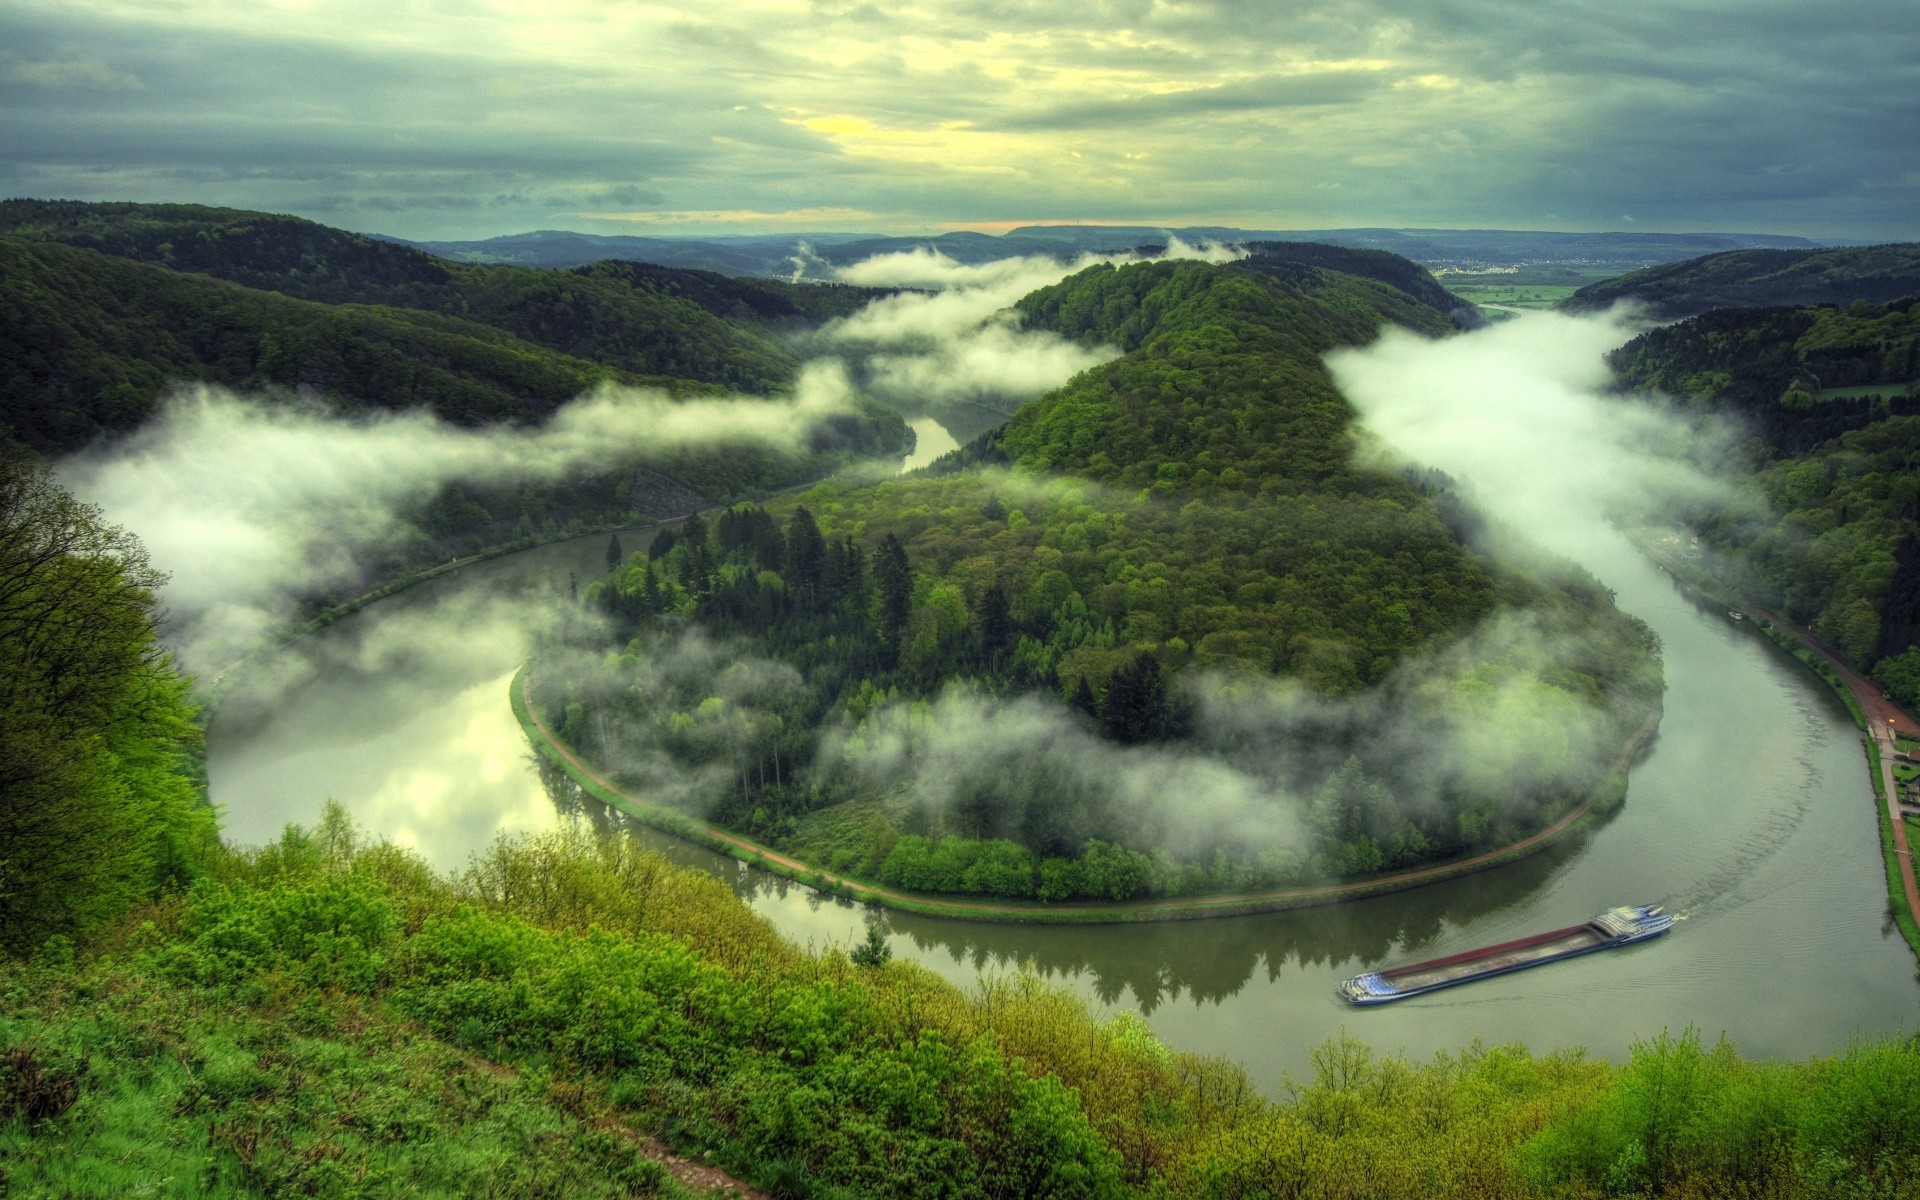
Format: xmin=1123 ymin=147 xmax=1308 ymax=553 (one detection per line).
xmin=206 ymin=523 xmax=1920 ymax=1091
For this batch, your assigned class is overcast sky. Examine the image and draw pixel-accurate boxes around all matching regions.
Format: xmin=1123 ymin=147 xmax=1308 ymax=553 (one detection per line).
xmin=3 ymin=0 xmax=1914 ymax=240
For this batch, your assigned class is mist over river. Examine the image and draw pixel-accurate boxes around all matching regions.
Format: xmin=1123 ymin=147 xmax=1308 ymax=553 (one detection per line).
xmin=207 ymin=518 xmax=1920 ymax=1091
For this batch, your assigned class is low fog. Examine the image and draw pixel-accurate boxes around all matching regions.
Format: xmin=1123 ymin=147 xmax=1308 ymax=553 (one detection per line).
xmin=1328 ymin=309 xmax=1734 ymax=569
xmin=561 ymin=599 xmax=1637 ymax=875
xmin=60 ymin=363 xmax=861 ymax=674
xmin=819 ymin=238 xmax=1244 ymax=438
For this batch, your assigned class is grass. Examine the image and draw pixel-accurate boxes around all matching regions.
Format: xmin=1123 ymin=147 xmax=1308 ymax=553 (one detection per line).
xmin=0 ymin=958 xmax=691 ymax=1199
xmin=1442 ymin=283 xmax=1584 ymax=309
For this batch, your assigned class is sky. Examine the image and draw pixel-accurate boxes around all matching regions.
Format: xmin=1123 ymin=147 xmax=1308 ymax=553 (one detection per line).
xmin=2 ymin=0 xmax=1915 ymax=241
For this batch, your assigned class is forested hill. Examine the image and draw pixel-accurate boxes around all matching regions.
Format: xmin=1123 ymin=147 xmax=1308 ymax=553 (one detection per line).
xmin=1239 ymin=241 xmax=1478 ymax=326
xmin=1560 ymin=243 xmax=1920 ymax=319
xmin=1610 ymin=298 xmax=1920 ymax=707
xmin=0 ymin=236 xmax=643 ymax=450
xmin=0 ymin=199 xmax=890 ymax=390
xmin=547 ymin=256 xmax=1661 ymax=904
xmin=0 ymin=206 xmax=910 ymax=594
xmin=998 ymin=258 xmax=1454 ymax=491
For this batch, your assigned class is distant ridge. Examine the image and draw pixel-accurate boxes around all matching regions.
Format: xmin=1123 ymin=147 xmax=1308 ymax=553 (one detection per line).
xmin=394 ymin=223 xmax=1833 ymax=280
xmin=1560 ymin=243 xmax=1920 ymax=319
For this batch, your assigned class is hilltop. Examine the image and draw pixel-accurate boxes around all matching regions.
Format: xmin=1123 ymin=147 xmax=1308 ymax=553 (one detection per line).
xmin=1561 ymin=243 xmax=1920 ymax=318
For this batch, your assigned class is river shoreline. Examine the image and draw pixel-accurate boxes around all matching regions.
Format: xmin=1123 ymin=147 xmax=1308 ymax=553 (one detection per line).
xmin=513 ymin=663 xmax=1658 ymax=925
xmin=1622 ymin=522 xmax=1920 ymax=960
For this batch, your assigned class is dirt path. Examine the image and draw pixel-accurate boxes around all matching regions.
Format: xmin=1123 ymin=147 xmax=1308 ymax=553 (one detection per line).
xmin=518 ymin=671 xmax=1656 ymax=923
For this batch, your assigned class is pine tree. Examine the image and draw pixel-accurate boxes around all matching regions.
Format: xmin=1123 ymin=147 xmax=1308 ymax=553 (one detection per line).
xmin=1099 ymin=653 xmax=1169 ymax=744
xmin=873 ymin=533 xmax=911 ymax=650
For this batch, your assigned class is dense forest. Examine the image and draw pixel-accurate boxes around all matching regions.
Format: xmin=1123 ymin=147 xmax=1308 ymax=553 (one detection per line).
xmin=533 ymin=257 xmax=1662 ymax=902
xmin=1609 ymin=298 xmax=1920 ymax=707
xmin=5 ymin=460 xmax=1919 ymax=1198
xmin=1562 ymin=243 xmax=1920 ymax=319
xmin=0 ymin=201 xmax=911 ymax=620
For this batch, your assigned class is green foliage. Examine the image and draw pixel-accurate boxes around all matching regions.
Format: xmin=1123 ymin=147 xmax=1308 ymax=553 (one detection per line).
xmin=0 ymin=960 xmax=675 ymax=1199
xmin=14 ymin=806 xmax=1920 ymax=1199
xmin=0 ymin=198 xmax=897 ymax=400
xmin=0 ymin=460 xmax=215 ymax=954
xmin=1611 ymin=300 xmax=1920 ymax=689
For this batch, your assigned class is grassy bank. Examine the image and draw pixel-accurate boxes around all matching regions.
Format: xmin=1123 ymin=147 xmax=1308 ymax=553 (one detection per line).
xmin=12 ymin=812 xmax=1920 ymax=1200
xmin=513 ymin=665 xmax=1654 ymax=925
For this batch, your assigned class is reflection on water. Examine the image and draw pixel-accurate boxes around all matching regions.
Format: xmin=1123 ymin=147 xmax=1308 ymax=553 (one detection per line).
xmin=208 ymin=527 xmax=1920 ymax=1092
xmin=900 ymin=417 xmax=961 ymax=472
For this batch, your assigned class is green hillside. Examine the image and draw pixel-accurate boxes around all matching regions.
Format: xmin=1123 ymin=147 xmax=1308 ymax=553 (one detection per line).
xmin=4 ymin=459 xmax=1917 ymax=1199
xmin=1561 ymin=243 xmax=1920 ymax=319
xmin=0 ymin=199 xmax=892 ymax=391
xmin=0 ymin=236 xmax=645 ymax=450
xmin=541 ymin=258 xmax=1660 ymax=902
xmin=0 ymin=215 xmax=909 ymax=604
xmin=1609 ymin=299 xmax=1920 ymax=706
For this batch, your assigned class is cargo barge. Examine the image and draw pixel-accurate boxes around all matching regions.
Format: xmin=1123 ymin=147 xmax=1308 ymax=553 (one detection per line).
xmin=1338 ymin=905 xmax=1673 ymax=1005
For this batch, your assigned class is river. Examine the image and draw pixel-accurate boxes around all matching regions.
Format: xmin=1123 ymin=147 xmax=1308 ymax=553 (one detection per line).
xmin=206 ymin=516 xmax=1920 ymax=1092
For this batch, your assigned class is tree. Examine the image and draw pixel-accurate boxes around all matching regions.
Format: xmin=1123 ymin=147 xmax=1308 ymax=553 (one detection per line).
xmin=604 ymin=532 xmax=624 ymax=574
xmin=980 ymin=582 xmax=1013 ymax=665
xmin=785 ymin=506 xmax=826 ymax=610
xmin=1099 ymin=653 xmax=1170 ymax=744
xmin=873 ymin=533 xmax=912 ymax=650
xmin=0 ymin=460 xmax=213 ymax=953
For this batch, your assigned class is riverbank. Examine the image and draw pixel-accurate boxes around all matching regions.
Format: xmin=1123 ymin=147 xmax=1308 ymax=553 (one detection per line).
xmin=1623 ymin=522 xmax=1920 ymax=960
xmin=514 ymin=664 xmax=1657 ymax=924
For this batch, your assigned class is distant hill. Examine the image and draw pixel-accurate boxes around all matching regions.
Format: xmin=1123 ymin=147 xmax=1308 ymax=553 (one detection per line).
xmin=0 ymin=206 xmax=911 ymax=559
xmin=0 ymin=236 xmax=639 ymax=451
xmin=1239 ymin=242 xmax=1479 ymax=326
xmin=1010 ymin=225 xmax=1823 ymax=271
xmin=0 ymin=200 xmax=890 ymax=391
xmin=1561 ymin=244 xmax=1920 ymax=318
xmin=395 ymin=221 xmax=1832 ymax=282
xmin=389 ymin=229 xmax=871 ymax=273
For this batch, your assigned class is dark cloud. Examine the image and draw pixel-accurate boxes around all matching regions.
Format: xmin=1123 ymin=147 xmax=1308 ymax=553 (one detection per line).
xmin=0 ymin=0 xmax=1911 ymax=239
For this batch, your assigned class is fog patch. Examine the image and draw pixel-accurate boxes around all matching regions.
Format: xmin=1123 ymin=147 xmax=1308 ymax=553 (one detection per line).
xmin=60 ymin=366 xmax=864 ymax=674
xmin=1327 ymin=309 xmax=1735 ymax=569
xmin=820 ymin=238 xmax=1245 ymax=424
xmin=824 ymin=606 xmax=1636 ymax=869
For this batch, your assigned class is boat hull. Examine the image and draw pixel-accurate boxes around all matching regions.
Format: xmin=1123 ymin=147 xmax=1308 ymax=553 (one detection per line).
xmin=1339 ymin=905 xmax=1673 ymax=1005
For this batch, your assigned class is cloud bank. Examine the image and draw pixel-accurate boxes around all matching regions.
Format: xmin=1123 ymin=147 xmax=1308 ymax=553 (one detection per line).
xmin=1328 ymin=309 xmax=1733 ymax=568
xmin=818 ymin=238 xmax=1242 ymax=426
